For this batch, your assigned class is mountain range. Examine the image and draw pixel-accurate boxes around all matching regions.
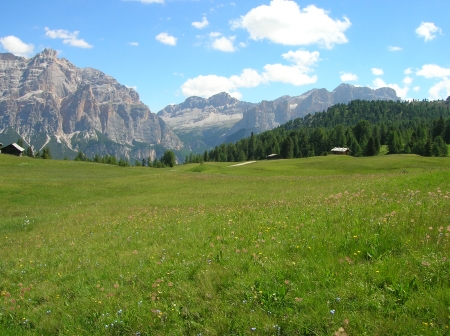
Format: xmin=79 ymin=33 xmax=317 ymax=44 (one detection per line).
xmin=0 ymin=49 xmax=400 ymax=160
xmin=0 ymin=49 xmax=182 ymax=160
xmin=157 ymin=85 xmax=399 ymax=151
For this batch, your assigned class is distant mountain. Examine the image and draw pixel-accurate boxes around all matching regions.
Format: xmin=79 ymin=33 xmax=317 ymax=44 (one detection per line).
xmin=0 ymin=49 xmax=182 ymax=160
xmin=158 ymin=84 xmax=400 ymax=150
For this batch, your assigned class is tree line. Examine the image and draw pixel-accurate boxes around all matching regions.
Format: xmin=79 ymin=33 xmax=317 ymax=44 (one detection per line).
xmin=73 ymin=150 xmax=176 ymax=168
xmin=187 ymin=98 xmax=450 ymax=163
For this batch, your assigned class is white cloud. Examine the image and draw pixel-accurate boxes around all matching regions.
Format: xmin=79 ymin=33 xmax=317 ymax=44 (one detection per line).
xmin=181 ymin=74 xmax=244 ymax=99
xmin=416 ymin=64 xmax=450 ymax=78
xmin=403 ymin=76 xmax=413 ymax=85
xmin=128 ymin=42 xmax=139 ymax=46
xmin=155 ymin=33 xmax=177 ymax=46
xmin=416 ymin=22 xmax=442 ymax=41
xmin=388 ymin=46 xmax=402 ymax=51
xmin=404 ymin=68 xmax=413 ymax=75
xmin=45 ymin=27 xmax=93 ymax=48
xmin=232 ymin=1 xmax=351 ymax=49
xmin=181 ymin=49 xmax=319 ymax=98
xmin=192 ymin=17 xmax=209 ymax=29
xmin=209 ymin=32 xmax=221 ymax=38
xmin=262 ymin=63 xmax=317 ymax=86
xmin=371 ymin=68 xmax=384 ymax=76
xmin=123 ymin=0 xmax=164 ymax=3
xmin=340 ymin=72 xmax=358 ymax=82
xmin=429 ymin=78 xmax=450 ymax=100
xmin=281 ymin=49 xmax=319 ymax=71
xmin=239 ymin=42 xmax=247 ymax=48
xmin=413 ymin=86 xmax=420 ymax=92
xmin=212 ymin=36 xmax=236 ymax=52
xmin=0 ymin=35 xmax=34 ymax=57
xmin=371 ymin=78 xmax=409 ymax=100
xmin=126 ymin=85 xmax=138 ymax=91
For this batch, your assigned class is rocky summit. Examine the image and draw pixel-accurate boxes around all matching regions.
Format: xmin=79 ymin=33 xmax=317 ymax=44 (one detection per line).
xmin=158 ymin=84 xmax=400 ymax=150
xmin=0 ymin=49 xmax=182 ymax=160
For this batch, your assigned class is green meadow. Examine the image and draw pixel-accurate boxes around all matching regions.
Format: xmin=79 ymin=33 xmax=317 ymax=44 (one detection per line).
xmin=1 ymin=154 xmax=449 ymax=335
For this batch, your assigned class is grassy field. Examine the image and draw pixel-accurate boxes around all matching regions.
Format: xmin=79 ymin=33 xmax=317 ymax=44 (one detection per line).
xmin=0 ymin=154 xmax=449 ymax=335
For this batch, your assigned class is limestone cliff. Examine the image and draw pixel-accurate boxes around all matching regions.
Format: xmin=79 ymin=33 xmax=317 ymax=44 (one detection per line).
xmin=0 ymin=49 xmax=182 ymax=160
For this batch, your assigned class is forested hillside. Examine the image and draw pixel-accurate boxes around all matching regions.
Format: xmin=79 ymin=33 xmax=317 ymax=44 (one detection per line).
xmin=187 ymin=98 xmax=450 ymax=163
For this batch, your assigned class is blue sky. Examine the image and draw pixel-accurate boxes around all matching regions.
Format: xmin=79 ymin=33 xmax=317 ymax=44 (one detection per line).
xmin=1 ymin=0 xmax=450 ymax=112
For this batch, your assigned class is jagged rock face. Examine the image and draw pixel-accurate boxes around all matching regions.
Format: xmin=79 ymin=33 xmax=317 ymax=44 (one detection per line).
xmin=157 ymin=92 xmax=254 ymax=130
xmin=0 ymin=49 xmax=182 ymax=159
xmin=220 ymin=84 xmax=400 ymax=144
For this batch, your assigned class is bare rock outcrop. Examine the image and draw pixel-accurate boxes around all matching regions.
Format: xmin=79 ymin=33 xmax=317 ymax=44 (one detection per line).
xmin=0 ymin=49 xmax=182 ymax=159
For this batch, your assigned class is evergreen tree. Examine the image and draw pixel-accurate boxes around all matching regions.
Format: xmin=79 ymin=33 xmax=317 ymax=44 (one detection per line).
xmin=280 ymin=137 xmax=294 ymax=159
xmin=41 ymin=147 xmax=52 ymax=159
xmin=26 ymin=146 xmax=33 ymax=157
xmin=432 ymin=136 xmax=448 ymax=157
xmin=423 ymin=138 xmax=432 ymax=157
xmin=17 ymin=138 xmax=24 ymax=147
xmin=387 ymin=130 xmax=403 ymax=154
xmin=161 ymin=150 xmax=176 ymax=167
xmin=365 ymin=136 xmax=377 ymax=156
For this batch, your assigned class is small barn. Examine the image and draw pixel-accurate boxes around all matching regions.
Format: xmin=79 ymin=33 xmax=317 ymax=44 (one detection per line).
xmin=266 ymin=153 xmax=281 ymax=160
xmin=1 ymin=143 xmax=25 ymax=156
xmin=330 ymin=147 xmax=351 ymax=155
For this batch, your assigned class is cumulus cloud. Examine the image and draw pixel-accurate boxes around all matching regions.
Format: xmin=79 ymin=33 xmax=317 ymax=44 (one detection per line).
xmin=45 ymin=27 xmax=93 ymax=48
xmin=128 ymin=42 xmax=139 ymax=46
xmin=371 ymin=68 xmax=384 ymax=76
xmin=0 ymin=35 xmax=34 ymax=57
xmin=404 ymin=68 xmax=413 ymax=75
xmin=388 ymin=46 xmax=402 ymax=51
xmin=232 ymin=1 xmax=351 ymax=49
xmin=429 ymin=78 xmax=450 ymax=100
xmin=371 ymin=78 xmax=409 ymax=100
xmin=155 ymin=33 xmax=177 ymax=46
xmin=181 ymin=49 xmax=319 ymax=98
xmin=263 ymin=63 xmax=317 ymax=86
xmin=192 ymin=17 xmax=209 ymax=29
xmin=212 ymin=36 xmax=236 ymax=52
xmin=413 ymin=86 xmax=420 ymax=92
xmin=340 ymin=72 xmax=358 ymax=82
xmin=416 ymin=22 xmax=442 ymax=41
xmin=403 ymin=76 xmax=413 ymax=85
xmin=181 ymin=74 xmax=245 ymax=99
xmin=416 ymin=64 xmax=450 ymax=78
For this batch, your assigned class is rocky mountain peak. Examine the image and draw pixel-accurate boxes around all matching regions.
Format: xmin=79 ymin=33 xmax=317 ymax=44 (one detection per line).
xmin=207 ymin=92 xmax=238 ymax=107
xmin=0 ymin=49 xmax=182 ymax=160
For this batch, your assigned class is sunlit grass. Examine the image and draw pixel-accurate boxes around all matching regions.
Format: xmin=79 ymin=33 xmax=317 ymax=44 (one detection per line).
xmin=1 ymin=154 xmax=449 ymax=335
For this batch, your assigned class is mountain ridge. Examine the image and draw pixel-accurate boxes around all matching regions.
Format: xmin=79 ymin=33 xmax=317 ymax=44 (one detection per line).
xmin=0 ymin=49 xmax=182 ymax=160
xmin=158 ymin=84 xmax=400 ymax=150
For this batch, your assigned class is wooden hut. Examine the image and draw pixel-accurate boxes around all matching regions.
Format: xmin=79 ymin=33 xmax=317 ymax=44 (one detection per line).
xmin=330 ymin=147 xmax=351 ymax=155
xmin=1 ymin=143 xmax=25 ymax=156
xmin=266 ymin=153 xmax=281 ymax=160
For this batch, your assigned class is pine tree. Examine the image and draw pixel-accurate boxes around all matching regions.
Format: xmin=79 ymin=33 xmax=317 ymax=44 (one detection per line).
xmin=161 ymin=150 xmax=176 ymax=167
xmin=432 ymin=136 xmax=448 ymax=157
xmin=41 ymin=147 xmax=52 ymax=159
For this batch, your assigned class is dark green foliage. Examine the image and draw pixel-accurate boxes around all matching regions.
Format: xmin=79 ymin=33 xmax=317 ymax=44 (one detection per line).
xmin=41 ymin=147 xmax=52 ymax=159
xmin=17 ymin=138 xmax=24 ymax=147
xmin=200 ymin=99 xmax=450 ymax=162
xmin=161 ymin=150 xmax=176 ymax=167
xmin=432 ymin=136 xmax=448 ymax=157
xmin=26 ymin=146 xmax=33 ymax=157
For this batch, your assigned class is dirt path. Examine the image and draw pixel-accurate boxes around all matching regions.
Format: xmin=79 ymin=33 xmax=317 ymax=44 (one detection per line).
xmin=227 ymin=161 xmax=257 ymax=167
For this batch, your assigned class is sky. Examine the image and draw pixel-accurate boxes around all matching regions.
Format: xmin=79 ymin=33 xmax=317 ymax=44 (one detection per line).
xmin=1 ymin=0 xmax=450 ymax=113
